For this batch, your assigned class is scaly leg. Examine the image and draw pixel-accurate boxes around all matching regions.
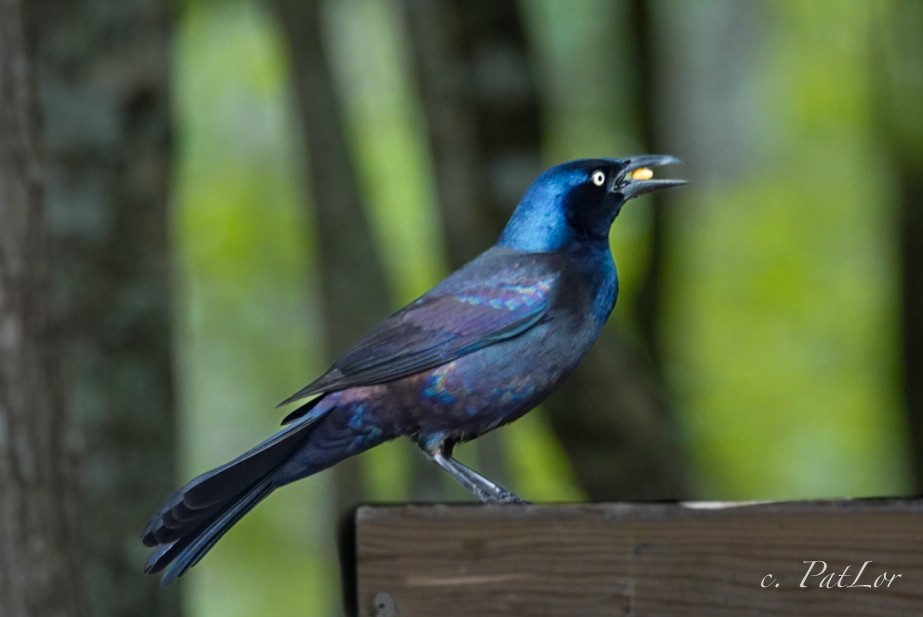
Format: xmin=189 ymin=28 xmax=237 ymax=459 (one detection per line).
xmin=422 ymin=441 xmax=529 ymax=504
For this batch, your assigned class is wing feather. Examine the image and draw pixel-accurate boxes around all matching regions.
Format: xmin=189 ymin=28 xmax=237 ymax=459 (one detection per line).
xmin=278 ymin=261 xmax=555 ymax=406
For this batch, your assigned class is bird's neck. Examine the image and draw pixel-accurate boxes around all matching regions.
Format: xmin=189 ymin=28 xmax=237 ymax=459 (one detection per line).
xmin=497 ymin=190 xmax=574 ymax=252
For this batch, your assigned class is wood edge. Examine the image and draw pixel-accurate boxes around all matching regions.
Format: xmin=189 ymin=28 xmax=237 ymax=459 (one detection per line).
xmin=356 ymin=496 xmax=923 ymax=524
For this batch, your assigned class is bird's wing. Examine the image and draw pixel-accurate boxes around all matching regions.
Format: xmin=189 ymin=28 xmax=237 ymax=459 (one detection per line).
xmin=278 ymin=270 xmax=554 ymax=408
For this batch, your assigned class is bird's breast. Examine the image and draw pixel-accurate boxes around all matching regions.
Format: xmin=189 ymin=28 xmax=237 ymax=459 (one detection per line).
xmin=555 ymin=244 xmax=618 ymax=327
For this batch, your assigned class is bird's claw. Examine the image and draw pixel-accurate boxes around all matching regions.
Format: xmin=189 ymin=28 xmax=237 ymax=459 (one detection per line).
xmin=497 ymin=494 xmax=531 ymax=505
xmin=475 ymin=486 xmax=531 ymax=505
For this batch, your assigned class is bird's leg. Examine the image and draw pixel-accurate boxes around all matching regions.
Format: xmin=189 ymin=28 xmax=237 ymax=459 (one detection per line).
xmin=422 ymin=441 xmax=530 ymax=504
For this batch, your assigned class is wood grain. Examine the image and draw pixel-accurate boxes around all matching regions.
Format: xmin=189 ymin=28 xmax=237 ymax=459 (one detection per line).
xmin=355 ymin=500 xmax=923 ymax=616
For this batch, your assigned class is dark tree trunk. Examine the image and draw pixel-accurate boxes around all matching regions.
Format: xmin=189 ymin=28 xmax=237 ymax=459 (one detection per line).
xmin=271 ymin=0 xmax=393 ymax=511
xmin=26 ymin=1 xmax=180 ymax=615
xmin=400 ymin=0 xmax=543 ymax=266
xmin=0 ymin=0 xmax=87 ymax=614
xmin=399 ymin=0 xmax=542 ymax=495
xmin=546 ymin=0 xmax=687 ymax=501
xmin=876 ymin=1 xmax=923 ymax=491
xmin=627 ymin=0 xmax=667 ymax=367
xmin=402 ymin=0 xmax=687 ymax=501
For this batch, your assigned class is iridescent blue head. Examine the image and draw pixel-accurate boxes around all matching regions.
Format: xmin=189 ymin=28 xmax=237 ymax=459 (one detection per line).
xmin=497 ymin=155 xmax=686 ymax=252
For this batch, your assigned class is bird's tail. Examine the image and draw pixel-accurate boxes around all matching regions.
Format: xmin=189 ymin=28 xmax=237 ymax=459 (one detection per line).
xmin=142 ymin=398 xmax=326 ymax=585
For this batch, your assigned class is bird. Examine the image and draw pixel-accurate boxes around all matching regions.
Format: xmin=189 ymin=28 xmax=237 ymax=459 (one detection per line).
xmin=142 ymin=154 xmax=685 ymax=585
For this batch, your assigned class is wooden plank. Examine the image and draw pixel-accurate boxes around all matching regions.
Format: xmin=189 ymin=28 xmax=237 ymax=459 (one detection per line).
xmin=354 ymin=500 xmax=923 ymax=616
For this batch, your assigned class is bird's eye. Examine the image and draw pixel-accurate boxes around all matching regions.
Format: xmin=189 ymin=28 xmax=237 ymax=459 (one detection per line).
xmin=591 ymin=170 xmax=606 ymax=187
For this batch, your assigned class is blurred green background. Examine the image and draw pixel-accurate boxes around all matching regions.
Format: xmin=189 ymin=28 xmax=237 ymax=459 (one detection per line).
xmin=27 ymin=0 xmax=923 ymax=616
xmin=172 ymin=1 xmax=916 ymax=615
xmin=171 ymin=1 xmax=919 ymax=615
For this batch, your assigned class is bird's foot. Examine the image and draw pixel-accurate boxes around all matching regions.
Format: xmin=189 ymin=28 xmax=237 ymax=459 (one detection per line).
xmin=469 ymin=478 xmax=530 ymax=505
xmin=425 ymin=447 xmax=531 ymax=505
xmin=481 ymin=491 xmax=531 ymax=505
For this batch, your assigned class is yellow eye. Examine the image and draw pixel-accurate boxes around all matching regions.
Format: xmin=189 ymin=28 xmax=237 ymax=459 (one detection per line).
xmin=630 ymin=167 xmax=654 ymax=181
xmin=591 ymin=170 xmax=606 ymax=186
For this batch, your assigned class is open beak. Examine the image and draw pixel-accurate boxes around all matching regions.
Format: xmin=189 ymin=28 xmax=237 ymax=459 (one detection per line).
xmin=614 ymin=154 xmax=686 ymax=200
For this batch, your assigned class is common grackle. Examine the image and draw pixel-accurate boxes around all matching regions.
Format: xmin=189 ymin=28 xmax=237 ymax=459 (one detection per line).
xmin=142 ymin=155 xmax=685 ymax=584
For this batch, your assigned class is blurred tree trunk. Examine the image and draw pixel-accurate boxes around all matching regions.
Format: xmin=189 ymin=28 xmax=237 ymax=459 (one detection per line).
xmin=0 ymin=0 xmax=87 ymax=614
xmin=399 ymin=0 xmax=541 ymax=494
xmin=26 ymin=1 xmax=180 ymax=615
xmin=271 ymin=0 xmax=392 ymax=511
xmin=628 ymin=0 xmax=666 ymax=367
xmin=876 ymin=1 xmax=923 ymax=492
xmin=401 ymin=0 xmax=687 ymax=501
xmin=400 ymin=0 xmax=542 ymax=266
xmin=546 ymin=0 xmax=688 ymax=501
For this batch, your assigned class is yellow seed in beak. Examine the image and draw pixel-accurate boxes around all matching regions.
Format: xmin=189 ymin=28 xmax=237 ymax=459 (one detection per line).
xmin=630 ymin=167 xmax=654 ymax=181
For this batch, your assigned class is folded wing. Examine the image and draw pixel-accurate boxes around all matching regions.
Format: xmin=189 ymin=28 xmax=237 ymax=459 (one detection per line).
xmin=279 ymin=270 xmax=555 ymax=410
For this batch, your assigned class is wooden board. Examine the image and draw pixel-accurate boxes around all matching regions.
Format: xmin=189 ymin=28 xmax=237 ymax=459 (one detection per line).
xmin=354 ymin=499 xmax=923 ymax=616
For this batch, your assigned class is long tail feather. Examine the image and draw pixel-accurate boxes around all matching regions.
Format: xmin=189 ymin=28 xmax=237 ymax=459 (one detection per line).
xmin=145 ymin=478 xmax=274 ymax=585
xmin=142 ymin=398 xmax=330 ymax=583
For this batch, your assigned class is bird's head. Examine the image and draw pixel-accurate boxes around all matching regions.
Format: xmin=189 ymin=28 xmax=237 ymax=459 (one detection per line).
xmin=498 ymin=155 xmax=686 ymax=252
